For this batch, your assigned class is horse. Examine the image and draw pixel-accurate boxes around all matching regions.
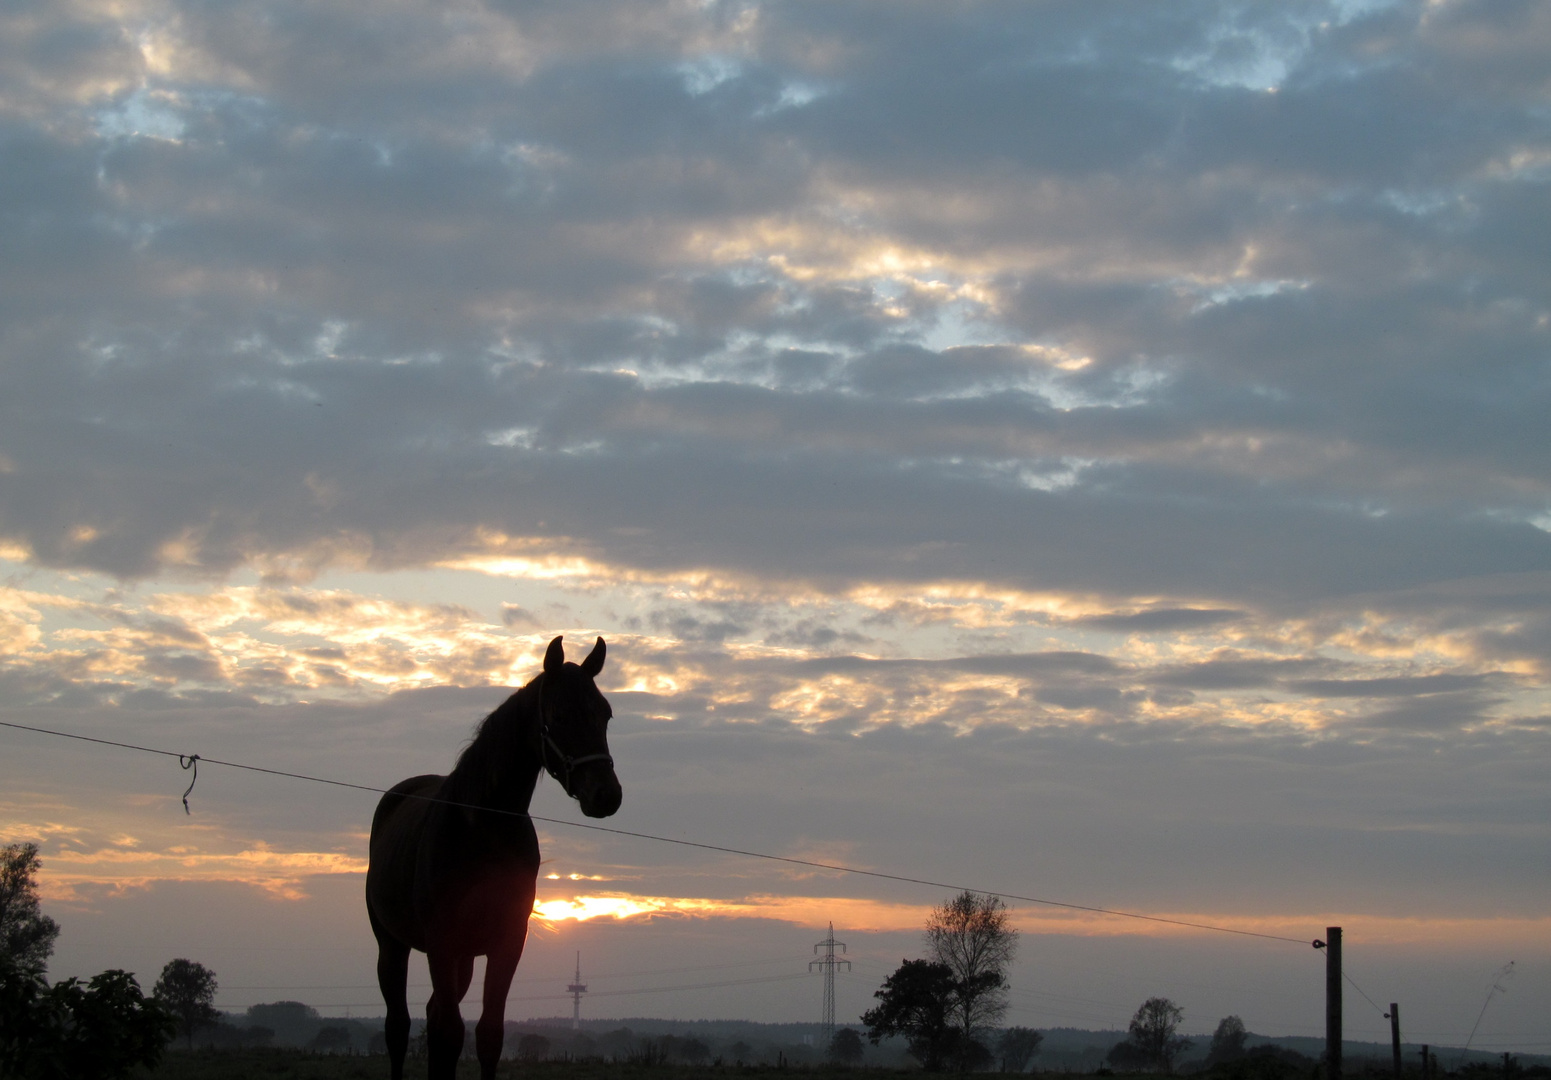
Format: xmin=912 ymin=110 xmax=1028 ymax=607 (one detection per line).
xmin=366 ymin=635 xmax=621 ymax=1080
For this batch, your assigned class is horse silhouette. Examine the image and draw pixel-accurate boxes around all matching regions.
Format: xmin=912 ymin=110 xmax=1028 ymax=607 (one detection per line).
xmin=366 ymin=635 xmax=621 ymax=1080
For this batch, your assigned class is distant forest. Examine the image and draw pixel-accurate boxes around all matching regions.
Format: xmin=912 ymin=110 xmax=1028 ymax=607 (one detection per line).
xmin=188 ymin=1007 xmax=1551 ymax=1073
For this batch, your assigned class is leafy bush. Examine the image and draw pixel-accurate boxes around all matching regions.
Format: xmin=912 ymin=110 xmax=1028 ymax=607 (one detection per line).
xmin=0 ymin=959 xmax=175 ymax=1079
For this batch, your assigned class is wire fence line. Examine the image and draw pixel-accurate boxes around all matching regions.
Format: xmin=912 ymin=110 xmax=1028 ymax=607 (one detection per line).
xmin=20 ymin=716 xmax=1543 ymax=1050
xmin=2 ymin=717 xmax=1312 ymax=945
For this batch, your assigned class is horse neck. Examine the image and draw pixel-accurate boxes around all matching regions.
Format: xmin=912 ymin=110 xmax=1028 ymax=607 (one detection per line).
xmin=444 ymin=680 xmax=544 ymax=814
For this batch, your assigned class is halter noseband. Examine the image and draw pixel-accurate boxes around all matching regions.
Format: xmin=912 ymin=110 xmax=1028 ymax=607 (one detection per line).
xmin=538 ymin=677 xmax=613 ymax=799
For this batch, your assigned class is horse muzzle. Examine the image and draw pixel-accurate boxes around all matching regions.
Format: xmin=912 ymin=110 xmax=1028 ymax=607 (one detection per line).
xmin=573 ymin=765 xmax=622 ymax=818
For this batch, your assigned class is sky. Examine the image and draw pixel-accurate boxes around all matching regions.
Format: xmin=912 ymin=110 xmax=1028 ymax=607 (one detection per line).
xmin=1 ymin=0 xmax=1549 ymax=1056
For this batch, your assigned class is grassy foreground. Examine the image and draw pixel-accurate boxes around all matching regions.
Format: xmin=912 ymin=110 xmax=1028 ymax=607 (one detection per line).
xmin=141 ymin=1050 xmax=924 ymax=1080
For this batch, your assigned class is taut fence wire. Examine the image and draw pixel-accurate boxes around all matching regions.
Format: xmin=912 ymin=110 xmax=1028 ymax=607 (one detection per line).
xmin=0 ymin=717 xmax=1311 ymax=945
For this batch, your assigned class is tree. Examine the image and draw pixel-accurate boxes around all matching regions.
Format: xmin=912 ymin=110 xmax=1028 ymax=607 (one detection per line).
xmin=0 ymin=854 xmax=175 ymax=1079
xmin=1109 ymin=997 xmax=1193 ymax=1074
xmin=0 ymin=954 xmax=48 ymax=1076
xmin=1 ymin=843 xmax=60 ymax=976
xmin=829 ymin=1027 xmax=865 ymax=1065
xmin=660 ymin=1034 xmax=709 ymax=1064
xmin=246 ymin=1000 xmax=320 ymax=1044
xmin=862 ymin=959 xmax=965 ymax=1071
xmin=1 ymin=963 xmax=174 ymax=1079
xmin=309 ymin=1025 xmax=352 ymax=1052
xmin=679 ymin=1036 xmax=710 ymax=1064
xmin=153 ymin=959 xmax=219 ymax=1049
xmin=1106 ymin=1040 xmax=1153 ymax=1072
xmin=999 ymin=1026 xmax=1045 ymax=1072
xmin=925 ymin=891 xmax=1017 ymax=1055
xmin=516 ymin=1033 xmax=550 ymax=1062
xmin=1207 ymin=1015 xmax=1247 ymax=1065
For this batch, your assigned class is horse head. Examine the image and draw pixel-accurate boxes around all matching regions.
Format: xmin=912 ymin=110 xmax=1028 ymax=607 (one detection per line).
xmin=538 ymin=635 xmax=622 ymax=818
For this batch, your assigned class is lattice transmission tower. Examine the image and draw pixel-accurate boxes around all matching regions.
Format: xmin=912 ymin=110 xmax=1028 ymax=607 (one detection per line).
xmin=567 ymin=952 xmax=587 ymax=1030
xmin=810 ymin=922 xmax=850 ymax=1045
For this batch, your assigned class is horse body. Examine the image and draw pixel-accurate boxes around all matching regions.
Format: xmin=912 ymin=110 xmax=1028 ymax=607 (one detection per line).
xmin=367 ymin=636 xmax=620 ymax=1080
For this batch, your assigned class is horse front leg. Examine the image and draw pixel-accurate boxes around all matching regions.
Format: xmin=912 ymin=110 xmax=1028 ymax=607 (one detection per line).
xmin=425 ymin=952 xmax=473 ymax=1080
xmin=477 ymin=944 xmax=525 ymax=1080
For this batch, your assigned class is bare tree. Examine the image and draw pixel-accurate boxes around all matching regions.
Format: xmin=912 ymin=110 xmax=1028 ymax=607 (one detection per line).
xmin=999 ymin=1026 xmax=1045 ymax=1073
xmin=1115 ymin=997 xmax=1192 ymax=1074
xmin=1 ymin=843 xmax=60 ymax=975
xmin=924 ymin=891 xmax=1017 ymax=1056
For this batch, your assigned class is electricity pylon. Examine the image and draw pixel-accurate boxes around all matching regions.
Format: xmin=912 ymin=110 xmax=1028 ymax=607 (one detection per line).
xmin=567 ymin=952 xmax=587 ymax=1030
xmin=810 ymin=923 xmax=850 ymax=1046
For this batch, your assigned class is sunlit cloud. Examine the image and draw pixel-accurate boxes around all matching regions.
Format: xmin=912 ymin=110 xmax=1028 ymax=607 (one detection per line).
xmin=533 ymin=895 xmax=674 ymax=924
xmin=529 ymin=889 xmax=1551 ymax=950
xmin=4 ymin=545 xmax=1534 ymax=741
xmin=14 ymin=839 xmax=366 ymax=904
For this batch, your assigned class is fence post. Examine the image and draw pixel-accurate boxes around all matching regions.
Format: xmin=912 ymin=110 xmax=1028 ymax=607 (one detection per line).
xmin=1326 ymin=926 xmax=1343 ymax=1080
xmin=1389 ymin=1004 xmax=1401 ymax=1080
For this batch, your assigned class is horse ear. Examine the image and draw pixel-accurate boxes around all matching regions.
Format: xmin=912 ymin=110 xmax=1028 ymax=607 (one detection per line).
xmin=580 ymin=636 xmax=606 ymax=677
xmin=544 ymin=636 xmax=565 ymax=674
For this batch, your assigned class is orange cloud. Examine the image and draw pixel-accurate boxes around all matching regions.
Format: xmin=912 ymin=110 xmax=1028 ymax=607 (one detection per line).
xmin=529 ymin=890 xmax=1551 ymax=951
xmin=37 ymin=844 xmax=368 ymax=902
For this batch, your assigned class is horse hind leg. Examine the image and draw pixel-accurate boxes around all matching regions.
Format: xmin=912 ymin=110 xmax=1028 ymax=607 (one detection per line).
xmin=369 ymin=909 xmax=412 ymax=1080
xmin=426 ymin=951 xmax=473 ymax=1080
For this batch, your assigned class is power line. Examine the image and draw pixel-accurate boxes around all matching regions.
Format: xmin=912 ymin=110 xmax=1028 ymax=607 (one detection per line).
xmin=0 ymin=718 xmax=1311 ymax=945
xmin=219 ymin=970 xmax=826 ymax=1005
xmin=226 ymin=955 xmax=805 ymax=992
xmin=1459 ymin=962 xmax=1515 ymax=1066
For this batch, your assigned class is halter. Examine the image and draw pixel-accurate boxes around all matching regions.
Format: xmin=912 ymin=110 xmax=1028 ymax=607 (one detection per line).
xmin=537 ymin=676 xmax=614 ymax=799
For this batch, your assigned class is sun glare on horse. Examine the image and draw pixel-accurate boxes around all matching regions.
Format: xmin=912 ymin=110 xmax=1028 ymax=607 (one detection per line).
xmin=365 ymin=635 xmax=621 ymax=1080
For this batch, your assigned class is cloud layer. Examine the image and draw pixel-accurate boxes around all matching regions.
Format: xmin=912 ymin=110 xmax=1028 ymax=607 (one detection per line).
xmin=1 ymin=0 xmax=1549 ymax=1053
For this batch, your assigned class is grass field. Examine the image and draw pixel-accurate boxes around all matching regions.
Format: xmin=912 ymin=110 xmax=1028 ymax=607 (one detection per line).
xmin=141 ymin=1050 xmax=923 ymax=1080
xmin=141 ymin=1048 xmax=1532 ymax=1080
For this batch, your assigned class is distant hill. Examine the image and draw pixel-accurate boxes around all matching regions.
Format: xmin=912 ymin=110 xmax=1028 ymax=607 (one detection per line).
xmin=1031 ymin=1025 xmax=1551 ymax=1072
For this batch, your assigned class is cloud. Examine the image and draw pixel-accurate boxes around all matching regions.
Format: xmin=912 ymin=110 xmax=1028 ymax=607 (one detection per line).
xmin=1073 ymin=608 xmax=1249 ymax=633
xmin=1 ymin=808 xmax=364 ymax=902
xmin=0 ymin=0 xmax=1548 ymax=608
xmin=2 ymin=0 xmax=1550 ymax=1046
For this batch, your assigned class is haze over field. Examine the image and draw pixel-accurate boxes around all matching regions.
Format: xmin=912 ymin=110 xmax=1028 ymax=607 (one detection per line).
xmin=1 ymin=0 xmax=1548 ymax=1055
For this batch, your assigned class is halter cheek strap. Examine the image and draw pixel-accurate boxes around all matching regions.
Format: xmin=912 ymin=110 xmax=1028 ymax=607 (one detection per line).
xmin=537 ymin=680 xmax=613 ymax=799
xmin=540 ymin=728 xmax=614 ymax=799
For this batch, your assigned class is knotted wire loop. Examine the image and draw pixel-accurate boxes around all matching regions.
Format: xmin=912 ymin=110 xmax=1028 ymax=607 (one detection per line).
xmin=179 ymin=753 xmax=200 ymax=814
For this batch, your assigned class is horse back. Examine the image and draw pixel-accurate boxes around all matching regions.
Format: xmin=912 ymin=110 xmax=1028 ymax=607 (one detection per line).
xmin=366 ymin=775 xmax=443 ymax=951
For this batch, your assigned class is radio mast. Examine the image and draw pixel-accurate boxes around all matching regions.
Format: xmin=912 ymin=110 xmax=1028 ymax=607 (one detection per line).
xmin=567 ymin=952 xmax=587 ymax=1030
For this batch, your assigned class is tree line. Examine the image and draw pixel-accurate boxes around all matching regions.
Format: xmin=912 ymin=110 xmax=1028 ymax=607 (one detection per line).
xmin=860 ymin=890 xmax=1033 ymax=1071
xmin=858 ymin=890 xmax=1262 ymax=1074
xmin=0 ymin=842 xmax=222 ymax=1078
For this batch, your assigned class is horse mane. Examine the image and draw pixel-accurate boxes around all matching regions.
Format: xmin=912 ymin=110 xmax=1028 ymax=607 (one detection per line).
xmin=443 ymin=675 xmax=543 ymax=804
